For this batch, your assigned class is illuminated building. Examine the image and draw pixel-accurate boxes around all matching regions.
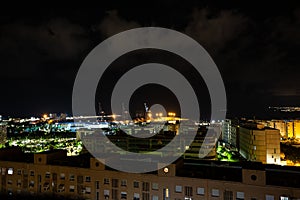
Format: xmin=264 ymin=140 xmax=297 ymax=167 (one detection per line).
xmin=221 ymin=119 xmax=237 ymax=148
xmin=0 ymin=149 xmax=300 ymax=200
xmin=0 ymin=124 xmax=6 ymax=145
xmin=239 ymin=123 xmax=280 ymax=165
xmin=286 ymin=121 xmax=294 ymax=138
xmin=294 ymin=120 xmax=300 ymax=139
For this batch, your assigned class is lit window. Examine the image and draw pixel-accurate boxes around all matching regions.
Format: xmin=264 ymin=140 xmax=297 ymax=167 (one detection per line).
xmin=152 ymin=183 xmax=158 ymax=190
xmin=29 ymin=181 xmax=34 ymax=188
xmin=60 ymin=173 xmax=65 ymax=180
xmin=152 ymin=195 xmax=158 ymax=200
xmin=69 ymin=185 xmax=75 ymax=192
xmin=211 ymin=189 xmax=219 ymax=197
xmin=121 ymin=192 xmax=127 ymax=199
xmin=197 ymin=187 xmax=204 ymax=195
xmin=266 ymin=195 xmax=275 ymax=200
xmin=280 ymin=196 xmax=289 ymax=200
xmin=134 ymin=193 xmax=140 ymax=200
xmin=45 ymin=172 xmax=50 ymax=178
xmin=237 ymin=191 xmax=245 ymax=200
xmin=86 ymin=187 xmax=91 ymax=194
xmin=175 ymin=185 xmax=182 ymax=193
xmin=104 ymin=190 xmax=110 ymax=199
xmin=8 ymin=168 xmax=13 ymax=175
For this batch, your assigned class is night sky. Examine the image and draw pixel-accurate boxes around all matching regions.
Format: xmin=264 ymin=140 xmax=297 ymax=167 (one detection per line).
xmin=1 ymin=2 xmax=300 ymax=119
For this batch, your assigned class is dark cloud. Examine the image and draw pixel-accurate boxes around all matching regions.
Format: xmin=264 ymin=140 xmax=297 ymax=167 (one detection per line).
xmin=99 ymin=10 xmax=140 ymax=37
xmin=185 ymin=8 xmax=248 ymax=56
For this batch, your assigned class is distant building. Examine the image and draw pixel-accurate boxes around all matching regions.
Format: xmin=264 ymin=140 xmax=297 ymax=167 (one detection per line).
xmin=0 ymin=149 xmax=300 ymax=200
xmin=264 ymin=120 xmax=300 ymax=139
xmin=221 ymin=119 xmax=238 ymax=148
xmin=239 ymin=123 xmax=280 ymax=165
xmin=0 ymin=124 xmax=7 ymax=145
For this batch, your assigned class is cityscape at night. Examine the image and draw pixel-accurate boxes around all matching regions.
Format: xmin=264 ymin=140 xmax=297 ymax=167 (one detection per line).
xmin=1 ymin=1 xmax=300 ymax=200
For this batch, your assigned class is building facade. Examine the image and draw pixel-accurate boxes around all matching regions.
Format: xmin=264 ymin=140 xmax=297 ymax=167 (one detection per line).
xmin=239 ymin=124 xmax=281 ymax=165
xmin=0 ymin=149 xmax=300 ymax=200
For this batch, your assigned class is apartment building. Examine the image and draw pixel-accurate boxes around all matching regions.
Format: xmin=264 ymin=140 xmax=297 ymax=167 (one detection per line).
xmin=1 ymin=148 xmax=300 ymax=200
xmin=239 ymin=123 xmax=281 ymax=165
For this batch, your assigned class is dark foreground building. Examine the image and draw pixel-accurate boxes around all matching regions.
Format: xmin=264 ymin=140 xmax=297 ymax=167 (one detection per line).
xmin=0 ymin=148 xmax=300 ymax=200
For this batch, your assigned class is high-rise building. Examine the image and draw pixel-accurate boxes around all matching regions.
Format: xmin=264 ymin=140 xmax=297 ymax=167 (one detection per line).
xmin=239 ymin=123 xmax=280 ymax=165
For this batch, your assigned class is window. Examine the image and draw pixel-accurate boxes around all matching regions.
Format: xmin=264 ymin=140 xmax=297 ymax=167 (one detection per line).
xmin=184 ymin=186 xmax=193 ymax=197
xmin=112 ymin=179 xmax=119 ymax=188
xmin=17 ymin=179 xmax=21 ymax=187
xmin=30 ymin=170 xmax=34 ymax=176
xmin=29 ymin=181 xmax=34 ymax=188
xmin=196 ymin=187 xmax=204 ymax=195
xmin=142 ymin=182 xmax=149 ymax=191
xmin=60 ymin=173 xmax=65 ymax=180
xmin=112 ymin=188 xmax=118 ymax=200
xmin=44 ymin=182 xmax=50 ymax=191
xmin=236 ymin=192 xmax=244 ymax=200
xmin=8 ymin=168 xmax=13 ymax=175
xmin=134 ymin=193 xmax=140 ymax=200
xmin=86 ymin=187 xmax=91 ymax=194
xmin=121 ymin=180 xmax=127 ymax=186
xmin=121 ymin=192 xmax=127 ymax=199
xmin=211 ymin=189 xmax=219 ymax=197
xmin=58 ymin=184 xmax=65 ymax=192
xmin=152 ymin=195 xmax=158 ymax=200
xmin=104 ymin=190 xmax=110 ymax=199
xmin=274 ymin=148 xmax=276 ymax=153
xmin=224 ymin=191 xmax=233 ymax=200
xmin=104 ymin=178 xmax=109 ymax=185
xmin=96 ymin=181 xmax=100 ymax=189
xmin=7 ymin=179 xmax=12 ymax=185
xmin=175 ymin=185 xmax=182 ymax=193
xmin=17 ymin=169 xmax=22 ymax=175
xmin=85 ymin=176 xmax=91 ymax=182
xmin=152 ymin=183 xmax=158 ymax=190
xmin=134 ymin=181 xmax=139 ymax=188
xmin=69 ymin=174 xmax=75 ymax=181
xmin=45 ymin=172 xmax=51 ymax=179
xmin=280 ymin=197 xmax=289 ymax=200
xmin=163 ymin=188 xmax=169 ymax=199
xmin=69 ymin=185 xmax=75 ymax=192
xmin=266 ymin=195 xmax=274 ymax=200
xmin=142 ymin=192 xmax=150 ymax=200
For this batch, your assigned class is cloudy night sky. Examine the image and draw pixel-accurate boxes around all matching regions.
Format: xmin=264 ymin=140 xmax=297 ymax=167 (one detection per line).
xmin=0 ymin=1 xmax=300 ymax=119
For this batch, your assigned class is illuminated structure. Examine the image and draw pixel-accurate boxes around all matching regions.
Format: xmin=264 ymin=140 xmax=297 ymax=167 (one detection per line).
xmin=0 ymin=148 xmax=300 ymax=200
xmin=0 ymin=124 xmax=7 ymax=145
xmin=239 ymin=123 xmax=281 ymax=165
xmin=221 ymin=119 xmax=237 ymax=148
xmin=264 ymin=120 xmax=300 ymax=139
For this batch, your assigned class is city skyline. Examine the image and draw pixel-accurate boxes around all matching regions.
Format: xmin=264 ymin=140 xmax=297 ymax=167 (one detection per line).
xmin=0 ymin=2 xmax=300 ymax=118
